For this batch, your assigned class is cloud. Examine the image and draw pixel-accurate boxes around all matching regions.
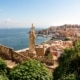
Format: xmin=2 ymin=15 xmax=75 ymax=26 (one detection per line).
xmin=0 ymin=18 xmax=49 ymax=28
xmin=1 ymin=17 xmax=80 ymax=29
xmin=0 ymin=18 xmax=31 ymax=27
xmin=6 ymin=18 xmax=11 ymax=22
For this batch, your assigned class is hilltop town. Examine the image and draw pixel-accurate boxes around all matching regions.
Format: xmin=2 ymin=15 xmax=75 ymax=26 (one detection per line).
xmin=37 ymin=24 xmax=80 ymax=40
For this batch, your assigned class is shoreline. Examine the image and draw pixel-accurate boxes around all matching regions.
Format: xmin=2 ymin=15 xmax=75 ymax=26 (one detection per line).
xmin=15 ymin=35 xmax=52 ymax=52
xmin=15 ymin=37 xmax=52 ymax=53
xmin=15 ymin=48 xmax=29 ymax=53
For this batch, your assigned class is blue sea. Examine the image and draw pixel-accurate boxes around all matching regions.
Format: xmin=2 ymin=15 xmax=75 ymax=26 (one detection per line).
xmin=0 ymin=28 xmax=48 ymax=50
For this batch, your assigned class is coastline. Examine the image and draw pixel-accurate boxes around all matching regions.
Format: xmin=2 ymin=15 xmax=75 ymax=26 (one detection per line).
xmin=0 ymin=28 xmax=48 ymax=50
xmin=15 ymin=36 xmax=52 ymax=53
xmin=15 ymin=48 xmax=29 ymax=53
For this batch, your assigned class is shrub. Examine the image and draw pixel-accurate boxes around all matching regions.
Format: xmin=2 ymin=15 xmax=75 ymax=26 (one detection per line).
xmin=0 ymin=58 xmax=9 ymax=80
xmin=64 ymin=37 xmax=70 ymax=41
xmin=0 ymin=58 xmax=7 ymax=73
xmin=0 ymin=74 xmax=9 ymax=80
xmin=63 ymin=74 xmax=76 ymax=80
xmin=9 ymin=59 xmax=53 ymax=80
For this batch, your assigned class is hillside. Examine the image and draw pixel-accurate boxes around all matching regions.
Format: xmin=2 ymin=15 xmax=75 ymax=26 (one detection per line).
xmin=37 ymin=24 xmax=80 ymax=40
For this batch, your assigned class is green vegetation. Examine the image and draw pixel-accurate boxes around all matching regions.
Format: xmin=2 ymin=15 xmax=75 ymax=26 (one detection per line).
xmin=0 ymin=73 xmax=9 ymax=80
xmin=64 ymin=37 xmax=70 ymax=41
xmin=45 ymin=53 xmax=53 ymax=60
xmin=0 ymin=58 xmax=9 ymax=80
xmin=9 ymin=59 xmax=53 ymax=80
xmin=53 ymin=40 xmax=80 ymax=80
xmin=0 ymin=58 xmax=53 ymax=80
xmin=0 ymin=58 xmax=7 ymax=73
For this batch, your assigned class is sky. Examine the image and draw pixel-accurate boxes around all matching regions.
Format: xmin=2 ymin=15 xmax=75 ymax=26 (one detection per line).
xmin=0 ymin=0 xmax=80 ymax=28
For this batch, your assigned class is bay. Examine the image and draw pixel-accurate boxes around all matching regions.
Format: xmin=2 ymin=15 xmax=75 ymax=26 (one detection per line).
xmin=0 ymin=28 xmax=48 ymax=50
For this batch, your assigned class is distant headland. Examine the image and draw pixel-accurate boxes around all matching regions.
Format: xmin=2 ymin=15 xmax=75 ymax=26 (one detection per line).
xmin=37 ymin=24 xmax=80 ymax=41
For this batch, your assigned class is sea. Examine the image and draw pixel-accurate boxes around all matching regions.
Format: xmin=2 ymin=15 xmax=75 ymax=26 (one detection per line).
xmin=0 ymin=28 xmax=49 ymax=51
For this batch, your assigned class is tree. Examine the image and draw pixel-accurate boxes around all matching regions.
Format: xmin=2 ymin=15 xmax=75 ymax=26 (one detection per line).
xmin=53 ymin=40 xmax=80 ymax=80
xmin=9 ymin=59 xmax=53 ymax=80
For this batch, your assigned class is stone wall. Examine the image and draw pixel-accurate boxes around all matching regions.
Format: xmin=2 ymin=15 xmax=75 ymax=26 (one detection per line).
xmin=35 ymin=48 xmax=45 ymax=56
xmin=19 ymin=50 xmax=29 ymax=58
xmin=0 ymin=45 xmax=29 ymax=63
xmin=0 ymin=45 xmax=12 ymax=60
